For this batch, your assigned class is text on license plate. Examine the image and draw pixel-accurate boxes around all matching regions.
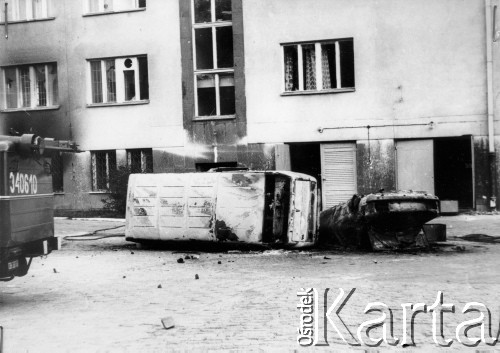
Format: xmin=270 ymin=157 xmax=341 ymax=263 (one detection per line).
xmin=8 ymin=260 xmax=19 ymax=270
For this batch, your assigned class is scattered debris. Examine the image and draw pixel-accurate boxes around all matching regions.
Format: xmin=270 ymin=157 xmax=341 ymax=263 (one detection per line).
xmin=157 ymin=284 xmax=162 ymax=288
xmin=123 ymin=276 xmax=126 ymax=279
xmin=217 ymin=261 xmax=222 ymax=264
xmin=130 ymin=251 xmax=134 ymax=255
xmin=177 ymin=258 xmax=184 ymax=264
xmin=195 ymin=274 xmax=199 ymax=280
xmin=161 ymin=317 xmax=175 ymax=330
xmin=53 ymin=268 xmax=58 ymax=273
xmin=324 ymin=256 xmax=331 ymax=260
xmin=453 ymin=245 xmax=466 ymax=252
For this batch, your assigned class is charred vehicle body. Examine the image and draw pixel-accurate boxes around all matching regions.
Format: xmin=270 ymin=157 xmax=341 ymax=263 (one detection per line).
xmin=319 ymin=191 xmax=440 ymax=250
xmin=125 ymin=171 xmax=318 ymax=248
xmin=0 ymin=134 xmax=78 ymax=280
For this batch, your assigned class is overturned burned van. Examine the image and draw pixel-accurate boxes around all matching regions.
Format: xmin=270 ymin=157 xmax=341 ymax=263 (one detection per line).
xmin=319 ymin=191 xmax=440 ymax=250
xmin=125 ymin=171 xmax=318 ymax=248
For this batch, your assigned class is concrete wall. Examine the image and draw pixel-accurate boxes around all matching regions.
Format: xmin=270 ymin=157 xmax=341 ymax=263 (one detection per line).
xmin=0 ymin=1 xmax=186 ymax=211
xmin=243 ymin=0 xmax=492 ymax=144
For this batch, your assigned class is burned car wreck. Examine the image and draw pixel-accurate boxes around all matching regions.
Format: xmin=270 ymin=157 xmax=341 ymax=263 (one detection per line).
xmin=319 ymin=191 xmax=440 ymax=250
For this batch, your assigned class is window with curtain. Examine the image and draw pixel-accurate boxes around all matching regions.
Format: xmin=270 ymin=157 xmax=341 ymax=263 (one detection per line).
xmin=282 ymin=39 xmax=355 ymax=93
xmin=2 ymin=63 xmax=58 ymax=109
xmin=88 ymin=56 xmax=148 ymax=104
xmin=192 ymin=0 xmax=235 ymax=118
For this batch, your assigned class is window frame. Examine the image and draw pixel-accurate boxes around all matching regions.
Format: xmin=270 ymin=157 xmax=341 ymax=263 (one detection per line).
xmin=191 ymin=0 xmax=235 ymax=119
xmin=281 ymin=38 xmax=356 ymax=96
xmin=1 ymin=0 xmax=50 ymax=22
xmin=91 ymin=150 xmax=116 ymax=192
xmin=127 ymin=148 xmax=153 ymax=173
xmin=1 ymin=62 xmax=59 ymax=111
xmin=87 ymin=55 xmax=149 ymax=107
xmin=84 ymin=0 xmax=146 ymax=16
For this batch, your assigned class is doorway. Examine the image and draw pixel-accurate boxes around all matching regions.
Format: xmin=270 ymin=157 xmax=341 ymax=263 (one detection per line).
xmin=434 ymin=136 xmax=474 ymax=210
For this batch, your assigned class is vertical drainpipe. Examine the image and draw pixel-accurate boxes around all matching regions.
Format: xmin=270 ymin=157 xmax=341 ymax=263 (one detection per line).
xmin=486 ymin=0 xmax=497 ymax=209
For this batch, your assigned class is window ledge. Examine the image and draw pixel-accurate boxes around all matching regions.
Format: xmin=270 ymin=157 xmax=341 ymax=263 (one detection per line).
xmin=281 ymin=88 xmax=356 ymax=96
xmin=87 ymin=100 xmax=149 ymax=108
xmin=54 ymin=192 xmax=65 ymax=196
xmin=193 ymin=114 xmax=236 ymax=121
xmin=83 ymin=8 xmax=146 ymax=17
xmin=0 ymin=17 xmax=55 ymax=25
xmin=89 ymin=191 xmax=111 ymax=195
xmin=1 ymin=105 xmax=61 ymax=113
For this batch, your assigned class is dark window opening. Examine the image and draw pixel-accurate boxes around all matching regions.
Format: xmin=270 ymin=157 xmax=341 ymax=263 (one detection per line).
xmin=124 ymin=70 xmax=136 ymax=101
xmin=219 ymin=73 xmax=235 ymax=115
xmin=216 ymin=26 xmax=234 ymax=68
xmin=194 ymin=0 xmax=211 ymax=23
xmin=289 ymin=143 xmax=322 ymax=190
xmin=51 ymin=153 xmax=64 ymax=193
xmin=92 ymin=150 xmax=116 ymax=191
xmin=138 ymin=56 xmax=149 ymax=100
xmin=215 ymin=0 xmax=231 ymax=21
xmin=339 ymin=40 xmax=355 ymax=88
xmin=138 ymin=0 xmax=146 ymax=8
xmin=197 ymin=74 xmax=216 ymax=116
xmin=128 ymin=149 xmax=153 ymax=173
xmin=195 ymin=28 xmax=214 ymax=70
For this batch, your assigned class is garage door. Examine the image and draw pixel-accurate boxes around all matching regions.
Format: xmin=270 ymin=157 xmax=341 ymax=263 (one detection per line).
xmin=320 ymin=143 xmax=357 ymax=210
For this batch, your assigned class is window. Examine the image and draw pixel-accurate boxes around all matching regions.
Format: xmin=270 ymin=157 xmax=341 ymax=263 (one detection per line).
xmin=91 ymin=150 xmax=116 ymax=191
xmin=51 ymin=153 xmax=64 ymax=193
xmin=192 ymin=0 xmax=235 ymax=117
xmin=86 ymin=0 xmax=146 ymax=13
xmin=127 ymin=149 xmax=153 ymax=173
xmin=88 ymin=56 xmax=148 ymax=104
xmin=282 ymin=39 xmax=355 ymax=93
xmin=1 ymin=0 xmax=49 ymax=22
xmin=3 ymin=63 xmax=58 ymax=109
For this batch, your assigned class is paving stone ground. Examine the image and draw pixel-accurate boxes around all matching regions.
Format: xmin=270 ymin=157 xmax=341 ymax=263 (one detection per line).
xmin=1 ymin=215 xmax=499 ymax=352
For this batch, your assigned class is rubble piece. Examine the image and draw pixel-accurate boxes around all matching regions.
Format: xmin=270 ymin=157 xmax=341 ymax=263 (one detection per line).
xmin=161 ymin=317 xmax=175 ymax=330
xmin=177 ymin=258 xmax=184 ymax=263
xmin=319 ymin=191 xmax=439 ymax=251
xmin=195 ymin=274 xmax=199 ymax=279
xmin=157 ymin=284 xmax=162 ymax=288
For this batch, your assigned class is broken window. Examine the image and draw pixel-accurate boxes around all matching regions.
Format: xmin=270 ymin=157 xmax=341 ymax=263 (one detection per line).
xmin=2 ymin=63 xmax=58 ymax=109
xmin=283 ymin=39 xmax=355 ymax=93
xmin=89 ymin=56 xmax=148 ymax=104
xmin=86 ymin=0 xmax=145 ymax=13
xmin=91 ymin=150 xmax=116 ymax=191
xmin=193 ymin=0 xmax=234 ymax=117
xmin=1 ymin=0 xmax=48 ymax=22
xmin=127 ymin=149 xmax=153 ymax=173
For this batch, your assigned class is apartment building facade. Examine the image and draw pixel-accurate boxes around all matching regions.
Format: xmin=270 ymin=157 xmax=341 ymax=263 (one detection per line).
xmin=0 ymin=0 xmax=499 ymax=212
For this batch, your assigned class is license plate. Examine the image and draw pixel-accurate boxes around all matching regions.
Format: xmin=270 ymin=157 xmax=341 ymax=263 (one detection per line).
xmin=7 ymin=259 xmax=19 ymax=270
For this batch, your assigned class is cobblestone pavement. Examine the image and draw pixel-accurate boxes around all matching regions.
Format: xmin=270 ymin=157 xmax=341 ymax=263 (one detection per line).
xmin=0 ymin=215 xmax=499 ymax=352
